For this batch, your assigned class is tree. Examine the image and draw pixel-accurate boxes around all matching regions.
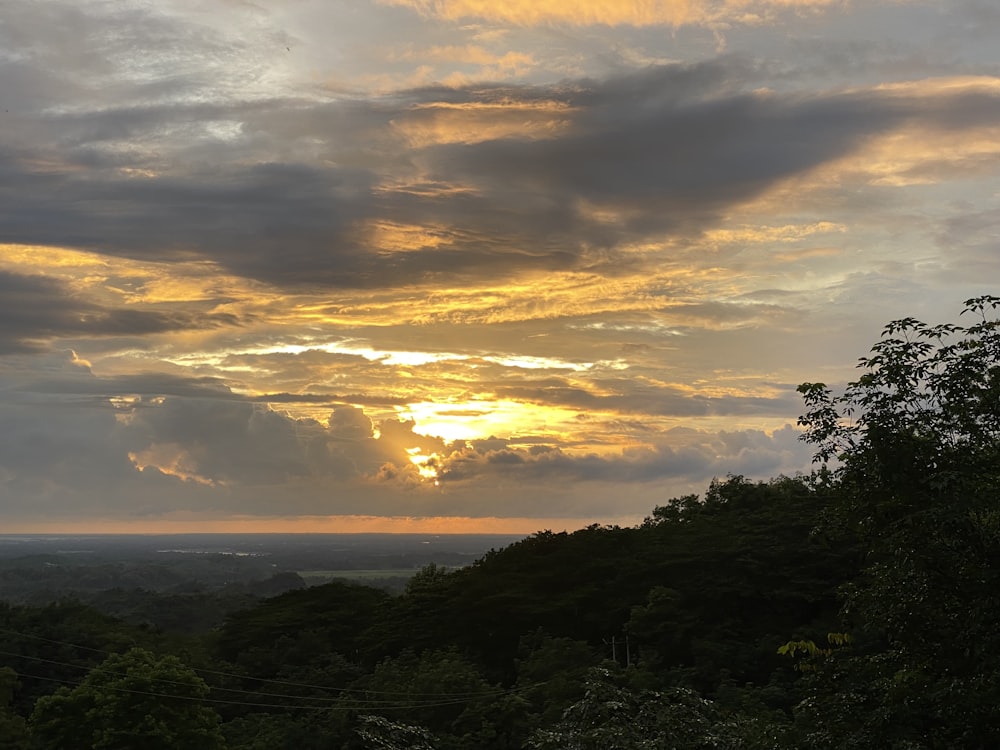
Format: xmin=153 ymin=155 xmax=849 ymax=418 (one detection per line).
xmin=514 ymin=631 xmax=602 ymax=729
xmin=631 ymin=475 xmax=854 ymax=696
xmin=30 ymin=647 xmax=227 ymax=749
xmin=355 ymin=715 xmax=437 ymax=750
xmin=0 ymin=667 xmax=30 ymax=750
xmin=526 ymin=667 xmax=751 ymax=750
xmin=216 ymin=579 xmax=389 ymax=668
xmin=795 ymin=296 xmax=1000 ymax=749
xmin=353 ymin=648 xmax=508 ymax=750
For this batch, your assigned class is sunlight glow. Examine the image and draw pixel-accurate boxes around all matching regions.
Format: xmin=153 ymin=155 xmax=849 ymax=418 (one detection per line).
xmin=206 ymin=340 xmax=595 ymax=371
xmin=400 ymin=399 xmax=575 ymax=443
xmin=128 ymin=444 xmax=218 ymax=487
xmin=406 ymin=447 xmax=441 ymax=482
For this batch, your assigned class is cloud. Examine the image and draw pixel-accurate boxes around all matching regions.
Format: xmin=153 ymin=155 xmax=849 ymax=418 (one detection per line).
xmin=3 ymin=0 xmax=999 ymax=529
xmin=0 ymin=351 xmax=447 ymax=515
xmin=0 ymin=349 xmax=811 ymax=522
xmin=0 ymin=353 xmax=139 ymax=514
xmin=6 ymin=17 xmax=1000 ymax=293
xmin=420 ymin=86 xmax=920 ymax=225
xmin=0 ymin=158 xmax=379 ymax=284
xmin=380 ymin=0 xmax=846 ymax=28
xmin=935 ymin=208 xmax=1000 ymax=282
xmin=491 ymin=379 xmax=798 ymax=417
xmin=0 ymin=270 xmax=239 ymax=353
xmin=435 ymin=423 xmax=811 ymax=487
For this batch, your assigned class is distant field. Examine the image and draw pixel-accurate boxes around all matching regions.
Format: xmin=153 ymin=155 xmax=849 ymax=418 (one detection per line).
xmin=298 ymin=569 xmax=420 ymax=580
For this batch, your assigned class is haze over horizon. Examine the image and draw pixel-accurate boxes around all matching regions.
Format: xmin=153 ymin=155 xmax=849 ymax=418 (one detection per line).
xmin=1 ymin=0 xmax=998 ymax=533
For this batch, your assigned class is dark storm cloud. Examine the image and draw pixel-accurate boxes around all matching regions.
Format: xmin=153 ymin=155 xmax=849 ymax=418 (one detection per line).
xmin=0 ymin=271 xmax=239 ymax=353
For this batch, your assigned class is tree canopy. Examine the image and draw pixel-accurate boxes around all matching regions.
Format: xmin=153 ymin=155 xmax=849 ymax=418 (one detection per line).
xmin=795 ymin=295 xmax=1000 ymax=749
xmin=29 ymin=647 xmax=226 ymax=750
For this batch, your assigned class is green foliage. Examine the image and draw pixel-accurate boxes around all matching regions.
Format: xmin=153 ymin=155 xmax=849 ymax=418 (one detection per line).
xmin=526 ymin=667 xmax=735 ymax=750
xmin=29 ymin=647 xmax=226 ymax=749
xmin=353 ymin=648 xmax=510 ymax=749
xmin=777 ymin=633 xmax=851 ymax=659
xmin=221 ymin=707 xmax=357 ymax=750
xmin=369 ymin=478 xmax=853 ymax=698
xmin=216 ymin=579 xmax=389 ymax=668
xmin=777 ymin=634 xmax=852 ymax=673
xmin=404 ymin=562 xmax=452 ymax=595
xmin=0 ymin=668 xmax=30 ymax=750
xmin=222 ymin=713 xmax=313 ymax=750
xmin=355 ymin=715 xmax=437 ymax=750
xmin=630 ymin=474 xmax=855 ymax=694
xmin=367 ymin=525 xmax=649 ymax=680
xmin=2 ymin=471 xmax=866 ymax=748
xmin=86 ymin=587 xmax=259 ymax=633
xmin=0 ymin=599 xmax=164 ymax=715
xmin=795 ymin=296 xmax=1000 ymax=748
xmin=514 ymin=631 xmax=602 ymax=728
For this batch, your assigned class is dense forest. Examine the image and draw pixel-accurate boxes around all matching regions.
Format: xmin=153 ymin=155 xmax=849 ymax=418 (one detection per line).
xmin=2 ymin=297 xmax=998 ymax=749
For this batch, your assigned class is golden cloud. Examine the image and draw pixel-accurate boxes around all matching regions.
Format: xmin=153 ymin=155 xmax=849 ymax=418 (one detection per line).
xmin=395 ymin=44 xmax=532 ymax=67
xmin=702 ymin=222 xmax=847 ymax=247
xmin=767 ymin=121 xmax=1000 ymax=196
xmin=392 ymin=100 xmax=572 ymax=147
xmin=129 ymin=443 xmax=219 ymax=487
xmin=0 ymin=243 xmax=256 ymax=308
xmin=381 ymin=0 xmax=846 ymax=28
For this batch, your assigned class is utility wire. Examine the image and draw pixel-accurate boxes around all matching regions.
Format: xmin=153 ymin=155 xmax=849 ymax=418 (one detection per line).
xmin=0 ymin=626 xmax=518 ymax=698
xmin=0 ymin=629 xmax=541 ymax=705
xmin=1 ymin=649 xmax=529 ymax=707
xmin=14 ymin=669 xmax=513 ymax=712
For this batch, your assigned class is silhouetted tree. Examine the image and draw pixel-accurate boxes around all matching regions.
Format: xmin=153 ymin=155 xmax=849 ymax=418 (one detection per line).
xmin=795 ymin=296 xmax=1000 ymax=748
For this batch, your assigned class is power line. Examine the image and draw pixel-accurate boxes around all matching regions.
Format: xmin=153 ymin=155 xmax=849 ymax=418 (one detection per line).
xmin=14 ymin=669 xmax=509 ymax=712
xmin=2 ymin=649 xmax=528 ymax=708
xmin=0 ymin=626 xmax=514 ymax=698
xmin=0 ymin=628 xmax=541 ymax=707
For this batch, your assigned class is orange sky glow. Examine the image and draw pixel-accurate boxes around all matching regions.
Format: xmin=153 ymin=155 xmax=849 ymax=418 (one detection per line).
xmin=0 ymin=515 xmax=620 ymax=536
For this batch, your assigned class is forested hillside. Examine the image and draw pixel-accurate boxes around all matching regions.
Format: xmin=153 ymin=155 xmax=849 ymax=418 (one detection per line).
xmin=2 ymin=297 xmax=998 ymax=749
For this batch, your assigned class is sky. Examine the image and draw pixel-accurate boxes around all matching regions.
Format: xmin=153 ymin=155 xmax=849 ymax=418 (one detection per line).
xmin=1 ymin=0 xmax=998 ymax=533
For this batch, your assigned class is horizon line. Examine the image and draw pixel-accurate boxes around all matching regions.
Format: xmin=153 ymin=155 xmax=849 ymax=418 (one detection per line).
xmin=0 ymin=513 xmax=645 ymax=536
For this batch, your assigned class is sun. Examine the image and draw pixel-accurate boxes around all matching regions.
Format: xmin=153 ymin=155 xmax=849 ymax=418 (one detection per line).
xmin=406 ymin=447 xmax=441 ymax=484
xmin=399 ymin=398 xmax=570 ymax=443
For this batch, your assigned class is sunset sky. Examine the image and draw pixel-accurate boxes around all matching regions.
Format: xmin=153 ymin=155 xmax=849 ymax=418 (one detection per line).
xmin=1 ymin=0 xmax=998 ymax=533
